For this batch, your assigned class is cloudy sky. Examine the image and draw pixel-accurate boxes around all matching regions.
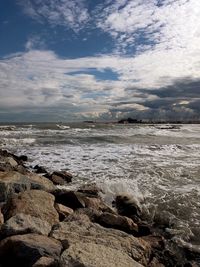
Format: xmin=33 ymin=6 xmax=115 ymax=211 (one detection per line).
xmin=0 ymin=0 xmax=200 ymax=122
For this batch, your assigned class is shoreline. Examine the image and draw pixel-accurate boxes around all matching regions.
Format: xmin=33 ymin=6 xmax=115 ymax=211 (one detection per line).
xmin=0 ymin=149 xmax=199 ymax=267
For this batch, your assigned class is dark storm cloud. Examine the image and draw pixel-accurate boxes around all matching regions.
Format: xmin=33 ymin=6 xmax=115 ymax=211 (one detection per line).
xmin=146 ymin=78 xmax=200 ymax=99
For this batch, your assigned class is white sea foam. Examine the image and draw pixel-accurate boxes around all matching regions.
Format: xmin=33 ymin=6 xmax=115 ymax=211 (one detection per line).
xmin=2 ymin=123 xmax=200 ymax=247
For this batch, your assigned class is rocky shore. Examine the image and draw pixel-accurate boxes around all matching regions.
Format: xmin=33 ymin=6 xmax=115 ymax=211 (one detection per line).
xmin=0 ymin=149 xmax=199 ymax=267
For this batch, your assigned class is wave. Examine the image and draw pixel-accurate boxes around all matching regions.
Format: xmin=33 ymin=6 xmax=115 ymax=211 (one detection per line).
xmin=56 ymin=124 xmax=70 ymax=130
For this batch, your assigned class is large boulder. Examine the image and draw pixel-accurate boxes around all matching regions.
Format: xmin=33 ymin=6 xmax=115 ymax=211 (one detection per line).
xmin=0 ymin=234 xmax=62 ymax=267
xmin=3 ymin=190 xmax=59 ymax=226
xmin=61 ymin=242 xmax=144 ymax=267
xmin=51 ymin=214 xmax=150 ymax=266
xmin=53 ymin=190 xmax=113 ymax=213
xmin=0 ymin=171 xmax=55 ymax=202
xmin=0 ymin=213 xmax=52 ymax=237
xmin=98 ymin=212 xmax=138 ymax=234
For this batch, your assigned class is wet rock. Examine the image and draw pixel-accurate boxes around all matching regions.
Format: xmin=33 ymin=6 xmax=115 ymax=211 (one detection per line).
xmin=60 ymin=242 xmax=144 ymax=267
xmin=0 ymin=171 xmax=55 ymax=202
xmin=77 ymin=183 xmax=102 ymax=197
xmin=55 ymin=203 xmax=73 ymax=221
xmin=49 ymin=171 xmax=72 ymax=184
xmin=51 ymin=213 xmax=151 ymax=266
xmin=0 ymin=234 xmax=62 ymax=267
xmin=0 ymin=213 xmax=52 ymax=237
xmin=32 ymin=256 xmax=58 ymax=267
xmin=98 ymin=212 xmax=138 ymax=235
xmin=49 ymin=174 xmax=66 ymax=186
xmin=33 ymin=165 xmax=48 ymax=174
xmin=17 ymin=155 xmax=28 ymax=162
xmin=115 ymin=194 xmax=142 ymax=219
xmin=83 ymin=196 xmax=115 ymax=213
xmin=3 ymin=190 xmax=59 ymax=226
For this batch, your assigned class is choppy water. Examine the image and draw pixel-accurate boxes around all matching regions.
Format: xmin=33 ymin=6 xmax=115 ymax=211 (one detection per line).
xmin=0 ymin=122 xmax=200 ymax=251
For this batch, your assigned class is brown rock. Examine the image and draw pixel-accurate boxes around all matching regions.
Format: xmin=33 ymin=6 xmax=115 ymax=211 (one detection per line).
xmin=50 ymin=174 xmax=66 ymax=185
xmin=53 ymin=189 xmax=114 ymax=213
xmin=50 ymin=171 xmax=72 ymax=184
xmin=83 ymin=196 xmax=115 ymax=213
xmin=51 ymin=213 xmax=151 ymax=266
xmin=98 ymin=212 xmax=138 ymax=234
xmin=61 ymin=242 xmax=144 ymax=267
xmin=3 ymin=190 xmax=59 ymax=226
xmin=0 ymin=234 xmax=62 ymax=267
xmin=55 ymin=203 xmax=73 ymax=221
xmin=0 ymin=213 xmax=52 ymax=237
xmin=32 ymin=256 xmax=58 ymax=267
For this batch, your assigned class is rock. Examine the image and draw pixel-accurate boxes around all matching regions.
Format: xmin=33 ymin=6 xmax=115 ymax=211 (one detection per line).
xmin=53 ymin=189 xmax=114 ymax=213
xmin=115 ymin=194 xmax=142 ymax=219
xmin=5 ymin=157 xmax=18 ymax=167
xmin=49 ymin=174 xmax=66 ymax=186
xmin=17 ymin=155 xmax=28 ymax=162
xmin=33 ymin=165 xmax=48 ymax=174
xmin=61 ymin=242 xmax=144 ymax=267
xmin=77 ymin=183 xmax=102 ymax=197
xmin=75 ymin=208 xmax=102 ymax=223
xmin=55 ymin=203 xmax=73 ymax=221
xmin=98 ymin=212 xmax=138 ymax=234
xmin=51 ymin=214 xmax=151 ymax=266
xmin=83 ymin=196 xmax=115 ymax=213
xmin=49 ymin=171 xmax=72 ymax=184
xmin=0 ymin=213 xmax=52 ymax=237
xmin=0 ymin=171 xmax=55 ymax=202
xmin=28 ymin=173 xmax=55 ymax=192
xmin=3 ymin=190 xmax=59 ymax=226
xmin=32 ymin=256 xmax=58 ymax=267
xmin=0 ymin=234 xmax=62 ymax=267
xmin=52 ymin=190 xmax=85 ymax=209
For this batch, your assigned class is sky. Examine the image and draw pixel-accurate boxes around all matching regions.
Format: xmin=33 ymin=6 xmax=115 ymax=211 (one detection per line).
xmin=0 ymin=0 xmax=200 ymax=122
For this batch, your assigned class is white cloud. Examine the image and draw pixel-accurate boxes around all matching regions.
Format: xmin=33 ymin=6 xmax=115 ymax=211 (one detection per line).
xmin=18 ymin=0 xmax=89 ymax=31
xmin=97 ymin=0 xmax=200 ymax=54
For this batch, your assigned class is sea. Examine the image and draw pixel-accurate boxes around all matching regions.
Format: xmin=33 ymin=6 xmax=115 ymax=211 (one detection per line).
xmin=0 ymin=122 xmax=200 ymax=253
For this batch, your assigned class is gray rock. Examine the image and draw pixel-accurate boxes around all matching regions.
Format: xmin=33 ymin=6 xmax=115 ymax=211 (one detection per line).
xmin=3 ymin=190 xmax=59 ymax=226
xmin=0 ymin=213 xmax=52 ymax=237
xmin=0 ymin=233 xmax=62 ymax=267
xmin=51 ymin=214 xmax=150 ymax=266
xmin=61 ymin=242 xmax=144 ymax=267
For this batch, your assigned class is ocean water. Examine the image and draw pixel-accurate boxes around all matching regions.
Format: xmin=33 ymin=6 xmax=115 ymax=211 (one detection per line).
xmin=0 ymin=122 xmax=200 ymax=252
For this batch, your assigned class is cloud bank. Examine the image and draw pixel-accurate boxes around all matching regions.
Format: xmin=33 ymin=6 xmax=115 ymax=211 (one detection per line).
xmin=0 ymin=0 xmax=200 ymax=121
